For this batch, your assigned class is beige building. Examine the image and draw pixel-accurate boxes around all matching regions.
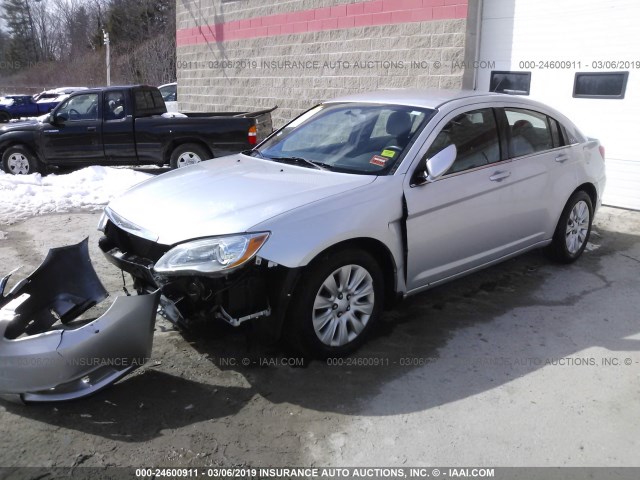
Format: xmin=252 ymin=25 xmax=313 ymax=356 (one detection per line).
xmin=176 ymin=0 xmax=475 ymax=127
xmin=176 ymin=0 xmax=639 ymax=210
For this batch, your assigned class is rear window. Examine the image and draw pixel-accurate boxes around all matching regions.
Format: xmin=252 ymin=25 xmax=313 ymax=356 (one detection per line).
xmin=134 ymin=88 xmax=166 ymax=116
xmin=504 ymin=108 xmax=553 ymax=157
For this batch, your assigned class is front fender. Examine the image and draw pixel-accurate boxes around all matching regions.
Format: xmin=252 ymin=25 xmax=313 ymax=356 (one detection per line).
xmin=0 ymin=131 xmax=42 ymax=160
xmin=250 ymin=175 xmax=406 ymax=286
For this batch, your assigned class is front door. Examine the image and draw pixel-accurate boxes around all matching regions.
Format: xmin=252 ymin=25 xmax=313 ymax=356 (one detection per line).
xmin=404 ymin=106 xmax=516 ymax=291
xmin=42 ymin=92 xmax=104 ymax=165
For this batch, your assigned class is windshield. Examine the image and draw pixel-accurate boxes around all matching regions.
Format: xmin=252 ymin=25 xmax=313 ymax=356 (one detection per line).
xmin=36 ymin=93 xmax=58 ymax=102
xmin=256 ymin=102 xmax=434 ymax=175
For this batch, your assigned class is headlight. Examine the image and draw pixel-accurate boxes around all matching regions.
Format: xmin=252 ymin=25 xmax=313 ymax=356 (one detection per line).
xmin=154 ymin=233 xmax=270 ymax=275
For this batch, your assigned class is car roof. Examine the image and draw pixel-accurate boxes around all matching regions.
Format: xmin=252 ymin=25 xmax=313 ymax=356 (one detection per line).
xmin=71 ymin=85 xmax=157 ymax=94
xmin=325 ymin=89 xmax=529 ymax=109
xmin=42 ymin=87 xmax=87 ymax=94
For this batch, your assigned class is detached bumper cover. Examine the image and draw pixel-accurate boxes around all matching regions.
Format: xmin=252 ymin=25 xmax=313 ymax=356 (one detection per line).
xmin=0 ymin=239 xmax=160 ymax=402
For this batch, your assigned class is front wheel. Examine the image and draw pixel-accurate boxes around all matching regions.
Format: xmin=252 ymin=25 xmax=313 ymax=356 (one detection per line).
xmin=547 ymin=191 xmax=593 ymax=263
xmin=286 ymin=249 xmax=384 ymax=358
xmin=0 ymin=112 xmax=10 ymax=123
xmin=169 ymin=143 xmax=210 ymax=169
xmin=2 ymin=146 xmax=42 ymax=175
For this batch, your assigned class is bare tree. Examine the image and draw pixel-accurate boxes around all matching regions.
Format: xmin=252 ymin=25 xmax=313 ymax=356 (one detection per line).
xmin=0 ymin=0 xmax=175 ymax=89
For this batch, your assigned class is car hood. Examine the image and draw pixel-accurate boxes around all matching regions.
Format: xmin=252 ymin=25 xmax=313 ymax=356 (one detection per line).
xmin=106 ymin=154 xmax=376 ymax=245
xmin=0 ymin=119 xmax=41 ymax=133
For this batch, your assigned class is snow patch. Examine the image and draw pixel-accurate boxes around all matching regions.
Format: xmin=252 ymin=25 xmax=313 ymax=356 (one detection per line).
xmin=0 ymin=166 xmax=151 ymax=225
xmin=161 ymin=112 xmax=187 ymax=118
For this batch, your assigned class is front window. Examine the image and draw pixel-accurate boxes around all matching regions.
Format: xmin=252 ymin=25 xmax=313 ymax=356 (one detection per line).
xmin=56 ymin=93 xmax=99 ymax=121
xmin=423 ymin=108 xmax=501 ymax=175
xmin=256 ymin=103 xmax=434 ymax=174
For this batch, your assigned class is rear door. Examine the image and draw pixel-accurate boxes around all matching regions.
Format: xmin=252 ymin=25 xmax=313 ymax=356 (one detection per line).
xmin=498 ymin=106 xmax=577 ymax=242
xmin=42 ymin=92 xmax=104 ymax=165
xmin=102 ymin=90 xmax=136 ymax=163
xmin=404 ymin=106 xmax=516 ymax=290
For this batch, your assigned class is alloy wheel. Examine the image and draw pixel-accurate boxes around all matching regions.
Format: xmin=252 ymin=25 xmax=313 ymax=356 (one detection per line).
xmin=7 ymin=152 xmax=30 ymax=175
xmin=176 ymin=151 xmax=202 ymax=167
xmin=565 ymin=200 xmax=590 ymax=254
xmin=312 ymin=264 xmax=375 ymax=347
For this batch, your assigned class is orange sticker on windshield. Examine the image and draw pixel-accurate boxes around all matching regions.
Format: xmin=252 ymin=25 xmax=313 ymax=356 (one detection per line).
xmin=370 ymin=155 xmax=387 ymax=167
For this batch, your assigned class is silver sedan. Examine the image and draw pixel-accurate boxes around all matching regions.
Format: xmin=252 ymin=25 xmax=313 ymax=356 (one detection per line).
xmin=99 ymin=89 xmax=606 ymax=358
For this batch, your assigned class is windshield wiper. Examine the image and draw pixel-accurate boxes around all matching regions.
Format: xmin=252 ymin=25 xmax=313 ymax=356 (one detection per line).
xmin=243 ymin=150 xmax=329 ymax=170
xmin=241 ymin=149 xmax=266 ymax=159
xmin=268 ymin=156 xmax=326 ymax=170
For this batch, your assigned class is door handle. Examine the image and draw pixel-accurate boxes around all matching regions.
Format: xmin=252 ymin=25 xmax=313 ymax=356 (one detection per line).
xmin=489 ymin=171 xmax=511 ymax=182
xmin=87 ymin=126 xmax=97 ymax=132
xmin=555 ymin=154 xmax=569 ymax=163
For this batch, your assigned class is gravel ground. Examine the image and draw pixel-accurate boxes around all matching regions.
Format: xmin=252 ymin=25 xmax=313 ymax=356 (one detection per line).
xmin=0 ymin=207 xmax=638 ymax=469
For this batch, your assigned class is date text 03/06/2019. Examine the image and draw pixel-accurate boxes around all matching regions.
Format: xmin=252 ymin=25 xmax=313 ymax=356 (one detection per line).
xmin=134 ymin=467 xmax=497 ymax=478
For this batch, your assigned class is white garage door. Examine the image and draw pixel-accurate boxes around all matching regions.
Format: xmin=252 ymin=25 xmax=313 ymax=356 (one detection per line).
xmin=477 ymin=0 xmax=640 ymax=210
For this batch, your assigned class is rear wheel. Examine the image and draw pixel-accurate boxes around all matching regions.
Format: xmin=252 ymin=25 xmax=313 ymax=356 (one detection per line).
xmin=286 ymin=249 xmax=384 ymax=358
xmin=2 ymin=146 xmax=42 ymax=175
xmin=547 ymin=191 xmax=593 ymax=263
xmin=0 ymin=112 xmax=9 ymax=123
xmin=169 ymin=143 xmax=210 ymax=169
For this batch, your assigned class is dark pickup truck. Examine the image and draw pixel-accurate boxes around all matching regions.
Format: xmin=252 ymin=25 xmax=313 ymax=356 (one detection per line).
xmin=0 ymin=85 xmax=274 ymax=175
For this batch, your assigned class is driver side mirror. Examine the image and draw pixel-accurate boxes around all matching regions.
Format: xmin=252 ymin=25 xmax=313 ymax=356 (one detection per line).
xmin=52 ymin=113 xmax=67 ymax=125
xmin=421 ymin=144 xmax=457 ymax=184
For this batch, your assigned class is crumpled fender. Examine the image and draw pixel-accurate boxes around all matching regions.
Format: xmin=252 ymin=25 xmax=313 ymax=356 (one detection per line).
xmin=0 ymin=238 xmax=160 ymax=402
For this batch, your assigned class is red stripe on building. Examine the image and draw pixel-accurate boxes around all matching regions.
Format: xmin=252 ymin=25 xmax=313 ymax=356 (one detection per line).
xmin=176 ymin=0 xmax=468 ymax=46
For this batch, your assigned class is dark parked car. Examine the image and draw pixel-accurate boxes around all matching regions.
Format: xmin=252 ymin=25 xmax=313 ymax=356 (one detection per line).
xmin=0 ymin=85 xmax=275 ymax=174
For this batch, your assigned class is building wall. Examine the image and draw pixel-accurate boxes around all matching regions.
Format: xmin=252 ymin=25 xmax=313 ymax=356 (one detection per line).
xmin=477 ymin=0 xmax=640 ymax=209
xmin=176 ymin=0 xmax=471 ymax=127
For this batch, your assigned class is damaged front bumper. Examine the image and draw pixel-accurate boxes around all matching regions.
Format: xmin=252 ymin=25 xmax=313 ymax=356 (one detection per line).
xmin=0 ymin=239 xmax=159 ymax=402
xmin=98 ymin=220 xmax=301 ymax=340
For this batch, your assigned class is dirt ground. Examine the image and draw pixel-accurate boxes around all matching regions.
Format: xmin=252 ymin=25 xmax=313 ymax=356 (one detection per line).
xmin=0 ymin=207 xmax=638 ymax=469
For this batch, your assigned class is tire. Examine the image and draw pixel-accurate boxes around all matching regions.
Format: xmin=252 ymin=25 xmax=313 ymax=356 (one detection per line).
xmin=2 ymin=145 xmax=43 ymax=175
xmin=547 ymin=190 xmax=593 ymax=263
xmin=169 ymin=143 xmax=210 ymax=169
xmin=286 ymin=249 xmax=384 ymax=358
xmin=0 ymin=112 xmax=9 ymax=123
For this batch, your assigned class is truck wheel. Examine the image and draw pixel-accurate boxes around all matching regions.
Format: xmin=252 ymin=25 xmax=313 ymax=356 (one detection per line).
xmin=169 ymin=144 xmax=210 ymax=169
xmin=546 ymin=190 xmax=593 ymax=263
xmin=0 ymin=112 xmax=9 ymax=123
xmin=2 ymin=146 xmax=42 ymax=175
xmin=286 ymin=249 xmax=384 ymax=359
